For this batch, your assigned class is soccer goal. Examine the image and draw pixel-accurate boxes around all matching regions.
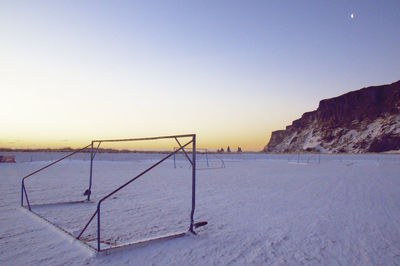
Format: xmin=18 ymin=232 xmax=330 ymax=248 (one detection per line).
xmin=287 ymin=152 xmax=321 ymax=164
xmin=21 ymin=134 xmax=199 ymax=252
xmin=173 ymin=147 xmax=225 ymax=170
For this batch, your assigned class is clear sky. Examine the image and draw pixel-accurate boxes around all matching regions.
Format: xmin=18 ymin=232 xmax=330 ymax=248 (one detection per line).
xmin=1 ymin=0 xmax=399 ymax=151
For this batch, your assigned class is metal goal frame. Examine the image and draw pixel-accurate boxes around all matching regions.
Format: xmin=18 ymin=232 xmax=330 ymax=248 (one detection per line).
xmin=21 ymin=134 xmax=197 ymax=252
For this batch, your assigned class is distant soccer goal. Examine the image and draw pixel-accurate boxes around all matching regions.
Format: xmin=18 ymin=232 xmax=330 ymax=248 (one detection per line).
xmin=21 ymin=134 xmax=199 ymax=252
xmin=287 ymin=152 xmax=321 ymax=164
xmin=173 ymin=147 xmax=225 ymax=170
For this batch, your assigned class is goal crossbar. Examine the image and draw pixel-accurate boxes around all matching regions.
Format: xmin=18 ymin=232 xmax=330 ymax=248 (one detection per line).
xmin=92 ymin=134 xmax=196 ymax=143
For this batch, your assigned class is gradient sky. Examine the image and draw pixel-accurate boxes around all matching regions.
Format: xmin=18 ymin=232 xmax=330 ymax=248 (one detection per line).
xmin=1 ymin=0 xmax=399 ymax=151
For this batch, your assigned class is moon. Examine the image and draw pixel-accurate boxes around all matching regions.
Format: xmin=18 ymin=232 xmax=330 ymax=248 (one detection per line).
xmin=350 ymin=13 xmax=354 ymax=19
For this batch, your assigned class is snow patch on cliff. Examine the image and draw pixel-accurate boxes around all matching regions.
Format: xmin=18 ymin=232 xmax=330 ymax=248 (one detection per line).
xmin=265 ymin=114 xmax=400 ymax=153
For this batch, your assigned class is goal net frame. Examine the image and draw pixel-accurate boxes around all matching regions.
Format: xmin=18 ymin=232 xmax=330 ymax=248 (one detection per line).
xmin=21 ymin=134 xmax=197 ymax=252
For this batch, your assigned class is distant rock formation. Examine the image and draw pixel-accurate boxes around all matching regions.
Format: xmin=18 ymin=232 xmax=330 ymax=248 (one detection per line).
xmin=264 ymin=80 xmax=400 ymax=153
xmin=237 ymin=147 xmax=242 ymax=152
xmin=227 ymin=146 xmax=231 ymax=152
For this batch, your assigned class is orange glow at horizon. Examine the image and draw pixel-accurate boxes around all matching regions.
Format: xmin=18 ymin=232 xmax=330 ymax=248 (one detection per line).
xmin=0 ymin=131 xmax=273 ymax=152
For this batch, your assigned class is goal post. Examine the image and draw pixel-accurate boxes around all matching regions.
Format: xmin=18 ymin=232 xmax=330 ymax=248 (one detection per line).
xmin=21 ymin=134 xmax=198 ymax=252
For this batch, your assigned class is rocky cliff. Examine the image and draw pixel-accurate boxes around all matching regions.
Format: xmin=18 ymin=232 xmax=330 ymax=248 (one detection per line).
xmin=264 ymin=80 xmax=400 ymax=153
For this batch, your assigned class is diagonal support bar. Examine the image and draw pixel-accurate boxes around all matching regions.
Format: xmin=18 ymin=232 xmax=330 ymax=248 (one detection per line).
xmin=99 ymin=139 xmax=193 ymax=203
xmin=174 ymin=137 xmax=193 ymax=166
xmin=22 ymin=144 xmax=91 ymax=182
xmin=77 ymin=209 xmax=99 ymax=239
xmin=21 ymin=144 xmax=91 ymax=208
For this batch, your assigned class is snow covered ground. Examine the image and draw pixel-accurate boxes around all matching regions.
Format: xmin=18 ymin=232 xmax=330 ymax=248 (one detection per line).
xmin=1 ymin=152 xmax=400 ymax=265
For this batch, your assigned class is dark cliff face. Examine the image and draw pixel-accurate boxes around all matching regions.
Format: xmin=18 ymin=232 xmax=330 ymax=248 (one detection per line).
xmin=316 ymin=82 xmax=400 ymax=128
xmin=265 ymin=80 xmax=400 ymax=153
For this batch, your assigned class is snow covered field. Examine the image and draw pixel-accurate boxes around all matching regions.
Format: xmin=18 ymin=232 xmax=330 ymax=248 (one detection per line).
xmin=1 ymin=152 xmax=400 ymax=265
